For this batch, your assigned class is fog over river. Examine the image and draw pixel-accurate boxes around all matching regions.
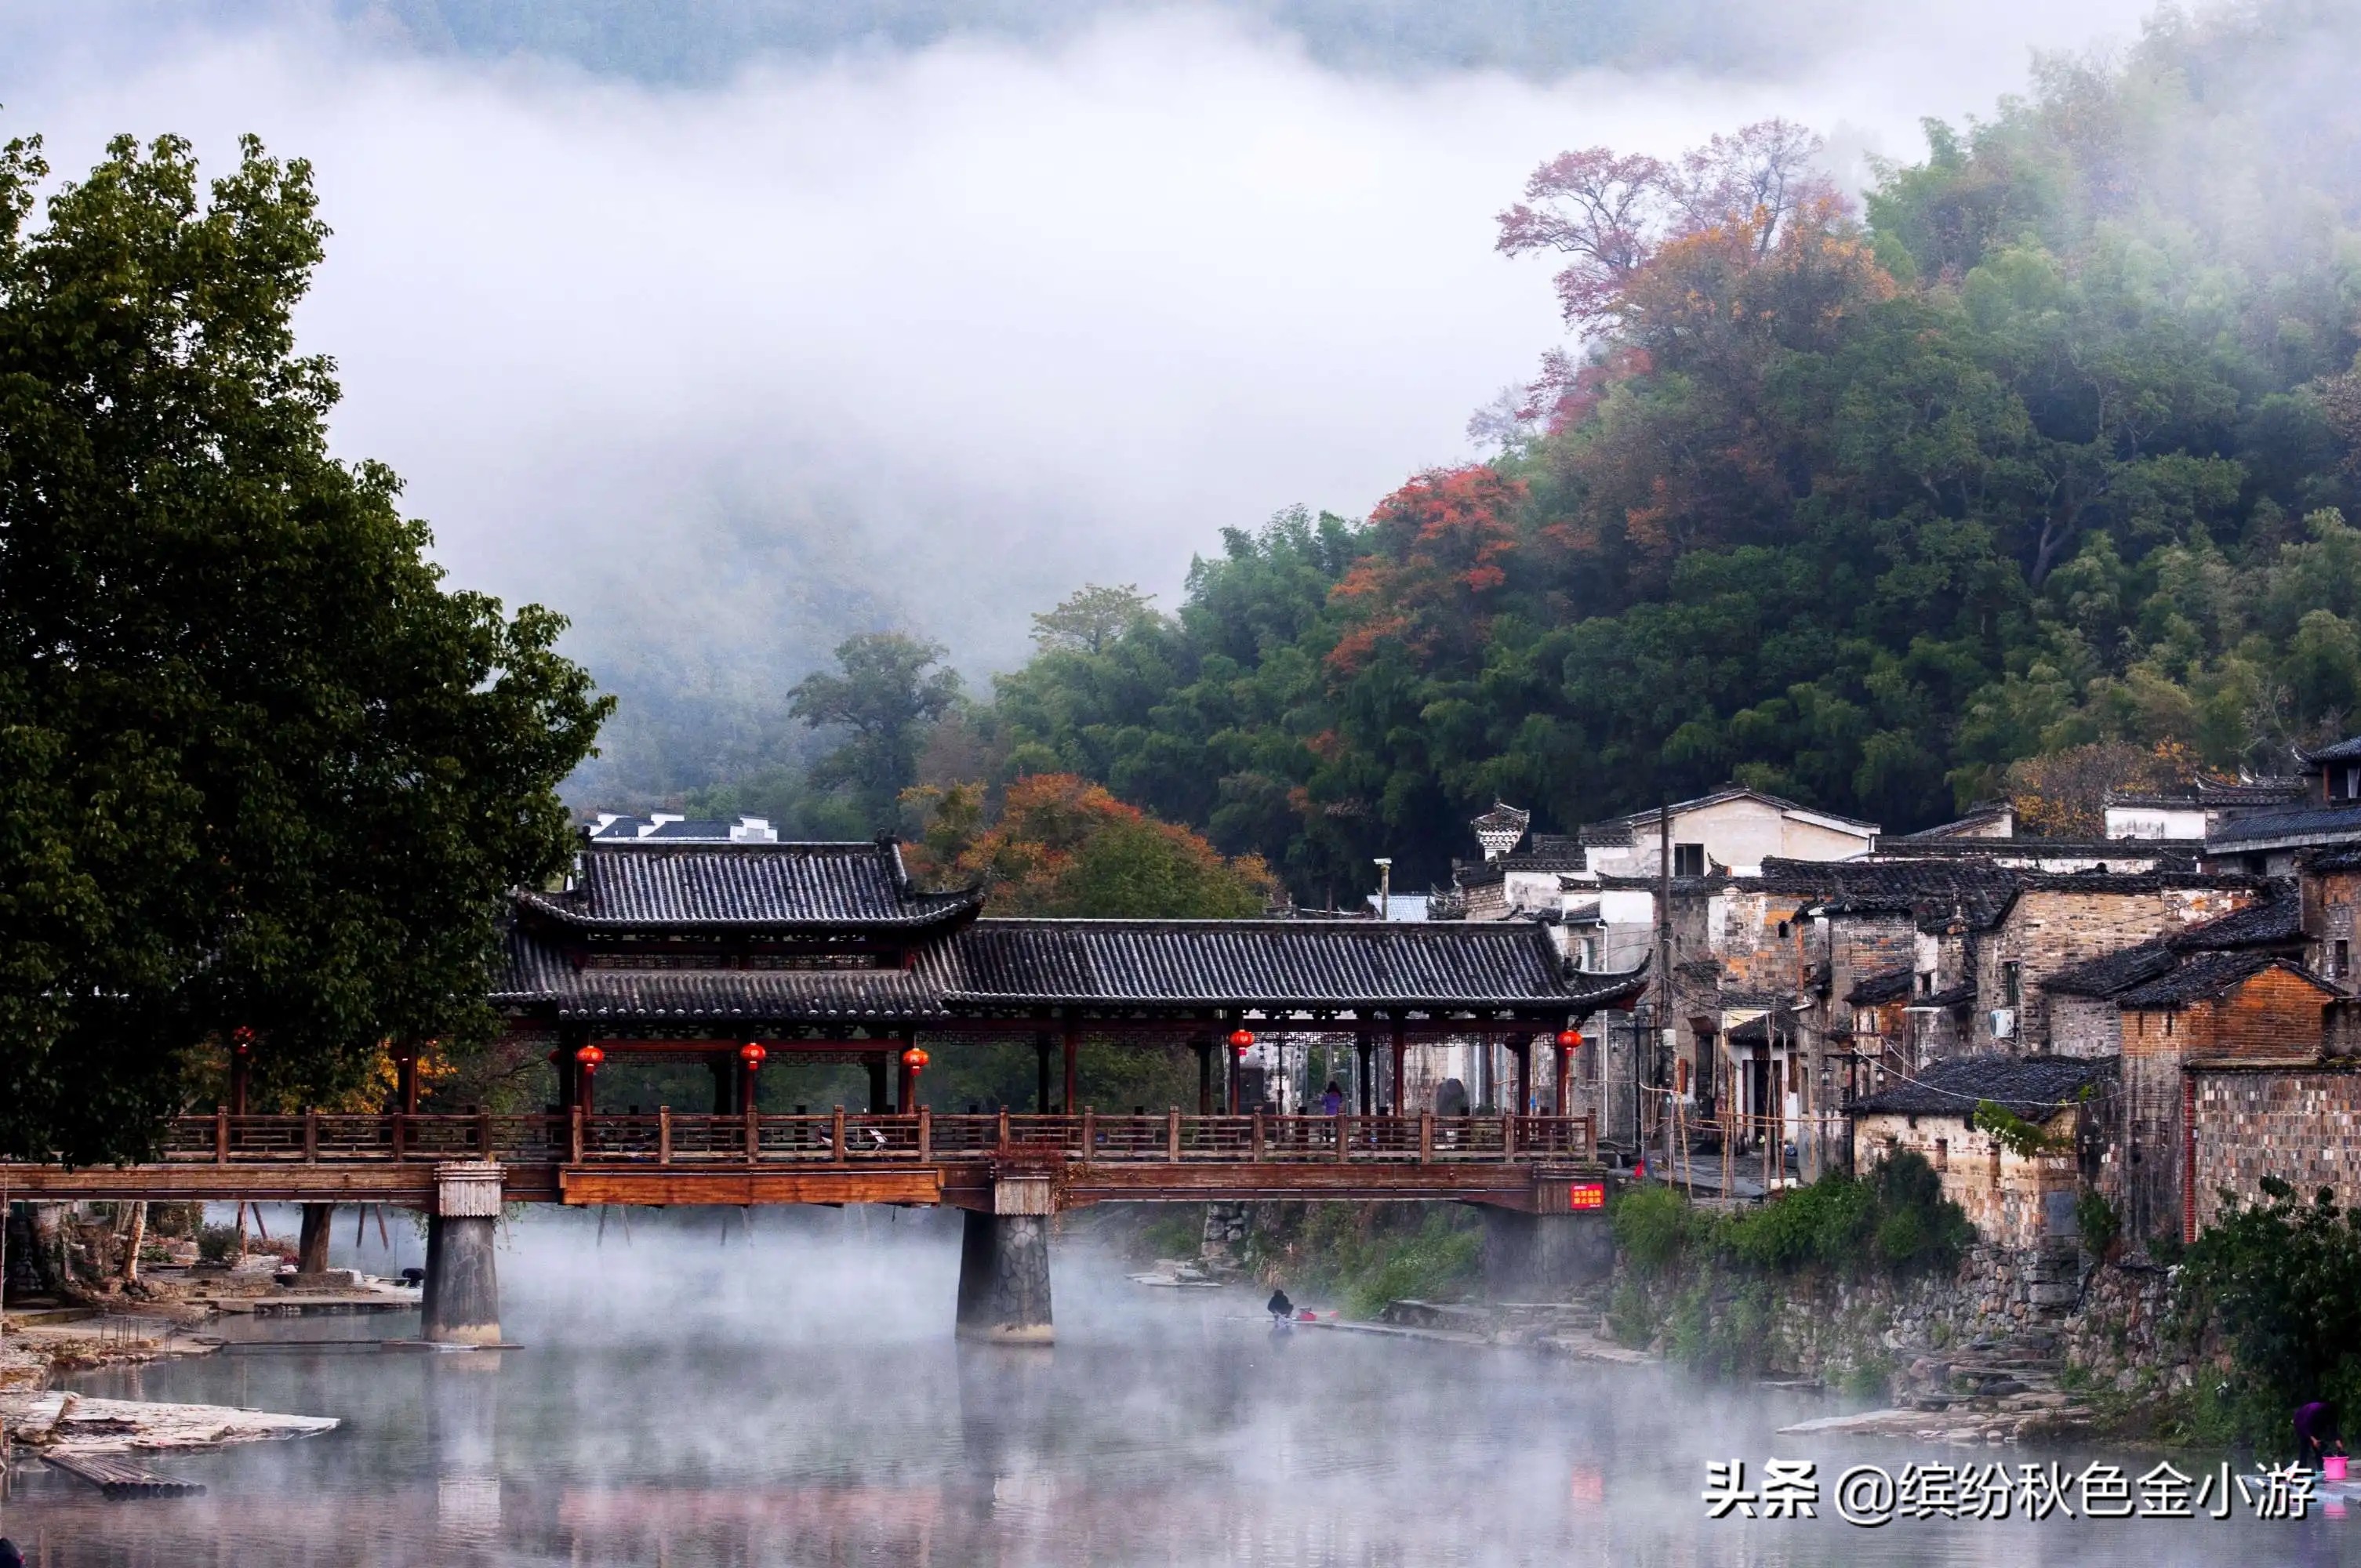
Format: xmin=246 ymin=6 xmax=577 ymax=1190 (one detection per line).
xmin=2 ymin=1207 xmax=2352 ymax=1565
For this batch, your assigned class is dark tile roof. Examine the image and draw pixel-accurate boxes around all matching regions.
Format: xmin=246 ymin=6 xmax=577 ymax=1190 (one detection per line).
xmin=2308 ymin=736 xmax=2361 ymax=764
xmin=2168 ymin=895 xmax=2304 ymax=951
xmin=2112 ymin=952 xmax=2334 ymax=1008
xmin=2208 ymin=804 xmax=2361 ymax=851
xmin=1851 ymin=1054 xmax=2116 ymax=1119
xmin=935 ymin=922 xmax=1644 ymax=1012
xmin=1754 ymin=857 xmax=2021 ymax=925
xmin=492 ymin=926 xmax=950 ymax=1022
xmin=495 ymin=918 xmax=1649 ymax=1022
xmin=518 ymin=844 xmax=983 ymax=931
xmin=2040 ymin=942 xmax=2179 ymax=999
xmin=1847 ymin=967 xmax=1916 ymax=1006
xmin=1912 ymin=982 xmax=1976 ymax=1008
xmin=2312 ymin=847 xmax=2361 ymax=873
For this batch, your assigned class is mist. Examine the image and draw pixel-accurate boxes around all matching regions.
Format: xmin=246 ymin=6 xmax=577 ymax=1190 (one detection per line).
xmin=2 ymin=0 xmax=2159 ymax=800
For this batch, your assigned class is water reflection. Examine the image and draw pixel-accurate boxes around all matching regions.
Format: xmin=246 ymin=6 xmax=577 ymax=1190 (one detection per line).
xmin=2 ymin=1207 xmax=2356 ymax=1565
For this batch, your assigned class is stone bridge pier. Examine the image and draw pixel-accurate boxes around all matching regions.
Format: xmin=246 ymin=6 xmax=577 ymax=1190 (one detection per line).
xmin=956 ymin=1171 xmax=1055 ymax=1345
xmin=423 ymin=1162 xmax=504 ymax=1346
xmin=1479 ymin=1208 xmax=1612 ymax=1297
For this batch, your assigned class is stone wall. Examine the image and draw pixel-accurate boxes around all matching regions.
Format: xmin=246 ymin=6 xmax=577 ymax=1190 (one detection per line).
xmin=2049 ymin=993 xmax=2121 ymax=1058
xmin=1972 ymin=886 xmax=2256 ymax=1054
xmin=1854 ymin=1111 xmax=2081 ymax=1250
xmin=2189 ymin=1063 xmax=2361 ymax=1232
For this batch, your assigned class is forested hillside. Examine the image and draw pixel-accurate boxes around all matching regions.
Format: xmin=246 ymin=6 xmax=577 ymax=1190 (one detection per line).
xmin=712 ymin=1 xmax=2361 ymax=902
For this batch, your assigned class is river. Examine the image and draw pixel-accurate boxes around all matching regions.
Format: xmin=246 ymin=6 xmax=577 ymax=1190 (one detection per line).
xmin=2 ymin=1207 xmax=2355 ymax=1565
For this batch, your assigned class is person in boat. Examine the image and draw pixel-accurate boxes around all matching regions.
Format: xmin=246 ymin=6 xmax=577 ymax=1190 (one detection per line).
xmin=1320 ymin=1080 xmax=1345 ymax=1116
xmin=1266 ymin=1287 xmax=1294 ymax=1322
xmin=2297 ymin=1399 xmax=2345 ymax=1463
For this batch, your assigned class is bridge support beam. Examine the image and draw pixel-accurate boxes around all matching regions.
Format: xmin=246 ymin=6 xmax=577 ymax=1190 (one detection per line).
xmin=423 ymin=1163 xmax=504 ymax=1346
xmin=956 ymin=1209 xmax=1053 ymax=1345
xmin=1478 ymin=1208 xmax=1611 ymax=1298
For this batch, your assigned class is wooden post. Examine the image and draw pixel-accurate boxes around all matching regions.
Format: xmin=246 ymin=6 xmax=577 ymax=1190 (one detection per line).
xmin=1195 ymin=1036 xmax=1213 ymax=1115
xmin=832 ymin=1106 xmax=848 ymax=1163
xmin=569 ymin=1105 xmax=584 ymax=1164
xmin=1335 ymin=1114 xmax=1350 ymax=1163
xmin=919 ymin=1105 xmax=933 ymax=1162
xmin=743 ymin=1100 xmax=758 ymax=1161
xmin=1079 ymin=1106 xmax=1093 ymax=1160
xmin=1418 ymin=1111 xmax=1433 ymax=1164
xmin=659 ymin=1105 xmax=673 ymax=1165
xmin=1251 ymin=1110 xmax=1265 ymax=1161
xmin=303 ymin=1108 xmax=319 ymax=1163
xmin=215 ymin=1105 xmax=229 ymax=1165
xmin=997 ymin=1105 xmax=1012 ymax=1149
xmin=1167 ymin=1107 xmax=1182 ymax=1161
xmin=397 ymin=1047 xmax=420 ymax=1116
xmin=1503 ymin=1110 xmax=1516 ymax=1158
xmin=477 ymin=1108 xmax=493 ymax=1159
xmin=1513 ymin=1035 xmax=1532 ymax=1118
xmin=392 ymin=1112 xmax=407 ymax=1162
xmin=1062 ymin=1016 xmax=1079 ymax=1116
xmin=229 ymin=1051 xmax=249 ymax=1118
xmin=1390 ymin=1018 xmax=1407 ymax=1114
xmin=1035 ymin=1032 xmax=1053 ymax=1114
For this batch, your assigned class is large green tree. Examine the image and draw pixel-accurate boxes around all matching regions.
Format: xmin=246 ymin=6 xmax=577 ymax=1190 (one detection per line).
xmin=787 ymin=630 xmax=962 ymax=829
xmin=0 ymin=131 xmax=609 ymax=1162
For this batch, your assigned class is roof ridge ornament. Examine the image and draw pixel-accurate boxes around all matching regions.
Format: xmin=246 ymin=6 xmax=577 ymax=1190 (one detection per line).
xmin=1472 ymin=801 xmax=1531 ymax=862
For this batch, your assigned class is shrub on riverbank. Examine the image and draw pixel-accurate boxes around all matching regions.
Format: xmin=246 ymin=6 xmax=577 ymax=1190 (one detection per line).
xmin=2178 ymin=1178 xmax=2361 ymax=1453
xmin=1604 ymin=1152 xmax=1971 ymax=1371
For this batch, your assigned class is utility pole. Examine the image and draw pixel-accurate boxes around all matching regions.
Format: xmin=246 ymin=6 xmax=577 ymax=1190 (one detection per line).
xmin=1374 ymin=858 xmax=1392 ymax=921
xmin=1658 ymin=798 xmax=1676 ymax=1180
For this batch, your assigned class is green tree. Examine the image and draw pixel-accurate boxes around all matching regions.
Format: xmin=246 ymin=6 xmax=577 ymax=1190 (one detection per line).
xmin=786 ymin=631 xmax=962 ymax=830
xmin=1029 ymin=583 xmax=1161 ymax=654
xmin=0 ymin=131 xmax=609 ymax=1162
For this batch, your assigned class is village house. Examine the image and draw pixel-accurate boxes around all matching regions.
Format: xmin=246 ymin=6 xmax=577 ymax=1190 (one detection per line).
xmin=1850 ymin=1054 xmax=2112 ymax=1261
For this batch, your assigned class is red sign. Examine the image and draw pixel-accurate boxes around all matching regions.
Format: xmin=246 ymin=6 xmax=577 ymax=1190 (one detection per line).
xmin=1568 ymin=1181 xmax=1606 ymax=1210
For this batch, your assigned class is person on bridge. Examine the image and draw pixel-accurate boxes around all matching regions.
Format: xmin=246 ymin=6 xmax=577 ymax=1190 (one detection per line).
xmin=1320 ymin=1081 xmax=1344 ymax=1116
xmin=1267 ymin=1287 xmax=1294 ymax=1323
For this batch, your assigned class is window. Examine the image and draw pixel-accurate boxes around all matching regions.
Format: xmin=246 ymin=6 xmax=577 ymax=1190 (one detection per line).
xmin=2346 ymin=764 xmax=2360 ymax=800
xmin=1934 ymin=1138 xmax=1949 ymax=1171
xmin=2165 ymin=1011 xmax=2174 ymax=1037
xmin=2337 ymin=940 xmax=2351 ymax=983
xmin=1776 ymin=920 xmax=1790 ymax=940
xmin=1918 ymin=971 xmax=1934 ymax=996
xmin=1673 ymin=842 xmax=1705 ymax=877
xmin=2001 ymin=960 xmax=2023 ymax=1007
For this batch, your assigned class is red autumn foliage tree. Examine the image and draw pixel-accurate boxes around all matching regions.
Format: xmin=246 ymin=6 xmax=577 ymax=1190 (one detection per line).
xmin=914 ymin=774 xmax=1273 ymax=918
xmin=1327 ymin=466 xmax=1526 ymax=675
xmin=1497 ymin=118 xmax=1842 ymax=332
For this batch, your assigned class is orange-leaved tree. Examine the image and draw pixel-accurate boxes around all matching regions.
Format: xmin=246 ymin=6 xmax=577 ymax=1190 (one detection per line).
xmin=908 ymin=774 xmax=1273 ymax=918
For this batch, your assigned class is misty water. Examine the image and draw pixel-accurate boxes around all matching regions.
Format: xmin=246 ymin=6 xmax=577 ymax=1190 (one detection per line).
xmin=5 ymin=1207 xmax=2357 ymax=1566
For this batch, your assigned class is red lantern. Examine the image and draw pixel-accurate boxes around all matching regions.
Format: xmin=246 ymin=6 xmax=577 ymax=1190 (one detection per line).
xmin=1556 ymin=1028 xmax=1583 ymax=1051
xmin=901 ymin=1046 xmax=929 ymax=1070
xmin=574 ymin=1043 xmax=605 ymax=1072
xmin=1227 ymin=1028 xmax=1255 ymax=1054
xmin=739 ymin=1041 xmax=767 ymax=1070
xmin=231 ymin=1026 xmax=255 ymax=1055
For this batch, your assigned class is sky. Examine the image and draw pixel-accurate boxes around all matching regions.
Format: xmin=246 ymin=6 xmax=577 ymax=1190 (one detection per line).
xmin=3 ymin=0 xmax=2162 ymax=798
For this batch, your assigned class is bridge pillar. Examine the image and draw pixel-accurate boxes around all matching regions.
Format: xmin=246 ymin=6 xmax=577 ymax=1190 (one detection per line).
xmin=1479 ymin=1208 xmax=1611 ymax=1298
xmin=956 ymin=1190 xmax=1053 ymax=1345
xmin=423 ymin=1163 xmax=504 ymax=1346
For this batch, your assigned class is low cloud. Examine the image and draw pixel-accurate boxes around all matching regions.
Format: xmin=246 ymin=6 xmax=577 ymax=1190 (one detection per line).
xmin=5 ymin=0 xmax=2155 ymax=797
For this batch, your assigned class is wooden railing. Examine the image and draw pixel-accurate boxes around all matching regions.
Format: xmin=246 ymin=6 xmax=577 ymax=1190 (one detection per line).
xmin=150 ymin=1110 xmax=1596 ymax=1167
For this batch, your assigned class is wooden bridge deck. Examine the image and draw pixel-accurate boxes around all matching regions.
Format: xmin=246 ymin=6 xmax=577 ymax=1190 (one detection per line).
xmin=0 ymin=1112 xmax=1607 ymax=1212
